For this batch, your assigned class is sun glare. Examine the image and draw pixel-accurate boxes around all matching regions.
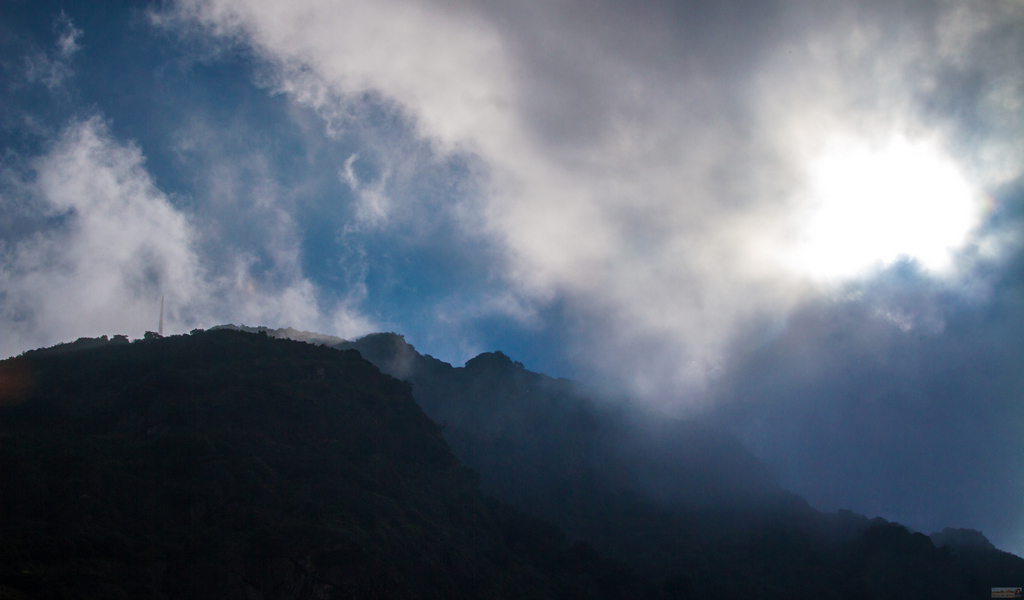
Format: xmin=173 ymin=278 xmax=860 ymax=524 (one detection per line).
xmin=786 ymin=135 xmax=981 ymax=281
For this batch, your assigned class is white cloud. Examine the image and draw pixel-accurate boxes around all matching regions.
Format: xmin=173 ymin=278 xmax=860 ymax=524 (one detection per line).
xmin=1 ymin=118 xmax=200 ymax=352
xmin=0 ymin=118 xmax=374 ymax=356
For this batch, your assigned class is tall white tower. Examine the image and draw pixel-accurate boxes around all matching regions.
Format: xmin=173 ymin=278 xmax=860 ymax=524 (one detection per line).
xmin=159 ymin=295 xmax=164 ymax=337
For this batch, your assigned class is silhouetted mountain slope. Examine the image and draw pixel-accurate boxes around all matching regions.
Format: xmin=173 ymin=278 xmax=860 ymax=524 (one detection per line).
xmin=0 ymin=330 xmax=640 ymax=600
xmin=334 ymin=335 xmax=801 ymax=568
xmin=336 ymin=333 xmax=781 ymax=505
xmin=334 ymin=332 xmax=1024 ymax=599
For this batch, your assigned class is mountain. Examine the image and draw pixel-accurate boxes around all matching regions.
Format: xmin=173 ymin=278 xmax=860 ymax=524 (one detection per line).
xmin=213 ymin=324 xmax=349 ymax=347
xmin=332 ymin=331 xmax=1024 ymax=599
xmin=4 ymin=328 xmax=1022 ymax=599
xmin=0 ymin=330 xmax=639 ymax=600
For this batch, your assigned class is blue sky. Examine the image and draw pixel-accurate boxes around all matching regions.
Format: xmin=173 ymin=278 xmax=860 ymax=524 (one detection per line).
xmin=2 ymin=0 xmax=1022 ymax=555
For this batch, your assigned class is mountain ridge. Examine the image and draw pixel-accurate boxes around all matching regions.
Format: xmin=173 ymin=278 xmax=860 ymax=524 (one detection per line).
xmin=8 ymin=327 xmax=1020 ymax=599
xmin=0 ymin=329 xmax=642 ymax=599
xmin=215 ymin=325 xmax=1023 ymax=560
xmin=327 ymin=330 xmax=1024 ymax=598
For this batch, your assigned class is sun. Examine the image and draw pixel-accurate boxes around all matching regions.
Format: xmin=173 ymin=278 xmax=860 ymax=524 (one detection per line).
xmin=785 ymin=135 xmax=981 ymax=281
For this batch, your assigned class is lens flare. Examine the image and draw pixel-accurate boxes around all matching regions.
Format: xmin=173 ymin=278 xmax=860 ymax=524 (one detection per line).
xmin=786 ymin=135 xmax=981 ymax=280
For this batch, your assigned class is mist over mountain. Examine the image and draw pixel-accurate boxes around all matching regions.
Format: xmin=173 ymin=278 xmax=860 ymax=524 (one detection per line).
xmin=222 ymin=325 xmax=1024 ymax=597
xmin=336 ymin=334 xmax=781 ymax=506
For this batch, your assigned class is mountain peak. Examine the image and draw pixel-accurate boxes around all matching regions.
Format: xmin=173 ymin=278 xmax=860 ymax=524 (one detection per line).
xmin=333 ymin=332 xmax=421 ymax=380
xmin=464 ymin=350 xmax=522 ymax=373
xmin=211 ymin=323 xmax=349 ymax=346
xmin=931 ymin=527 xmax=997 ymax=552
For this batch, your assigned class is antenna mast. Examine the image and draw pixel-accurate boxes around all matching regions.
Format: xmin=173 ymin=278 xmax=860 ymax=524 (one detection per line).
xmin=159 ymin=295 xmax=164 ymax=337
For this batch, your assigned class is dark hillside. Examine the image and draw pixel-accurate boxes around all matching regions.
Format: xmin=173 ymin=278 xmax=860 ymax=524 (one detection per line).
xmin=0 ymin=330 xmax=638 ymax=600
xmin=335 ymin=332 xmax=1024 ymax=599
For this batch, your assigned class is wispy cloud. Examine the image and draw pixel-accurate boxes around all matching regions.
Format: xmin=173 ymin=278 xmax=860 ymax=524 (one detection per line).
xmin=54 ymin=11 xmax=83 ymax=59
xmin=23 ymin=11 xmax=82 ymax=89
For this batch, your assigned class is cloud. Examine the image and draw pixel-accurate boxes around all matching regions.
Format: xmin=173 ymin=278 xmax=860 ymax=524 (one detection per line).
xmin=148 ymin=0 xmax=1024 ymax=552
xmin=0 ymin=117 xmax=374 ymax=356
xmin=1 ymin=117 xmax=199 ymax=352
xmin=162 ymin=0 xmax=1024 ymax=403
xmin=340 ymin=152 xmax=391 ymax=226
xmin=22 ymin=11 xmax=82 ymax=90
xmin=53 ymin=11 xmax=83 ymax=59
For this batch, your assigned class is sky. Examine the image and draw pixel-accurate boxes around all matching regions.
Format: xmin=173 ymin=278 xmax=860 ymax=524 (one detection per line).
xmin=1 ymin=0 xmax=1022 ymax=555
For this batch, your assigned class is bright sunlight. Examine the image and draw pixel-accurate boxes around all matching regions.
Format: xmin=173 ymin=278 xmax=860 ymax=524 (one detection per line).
xmin=786 ymin=135 xmax=981 ymax=281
